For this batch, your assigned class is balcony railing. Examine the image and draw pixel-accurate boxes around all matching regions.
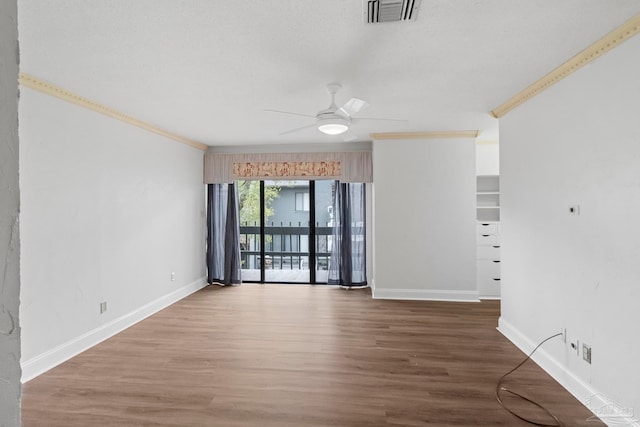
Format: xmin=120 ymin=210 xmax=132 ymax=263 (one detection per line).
xmin=239 ymin=222 xmax=332 ymax=273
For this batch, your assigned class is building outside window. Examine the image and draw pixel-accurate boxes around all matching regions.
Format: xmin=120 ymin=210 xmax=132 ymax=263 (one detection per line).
xmin=295 ymin=192 xmax=310 ymax=211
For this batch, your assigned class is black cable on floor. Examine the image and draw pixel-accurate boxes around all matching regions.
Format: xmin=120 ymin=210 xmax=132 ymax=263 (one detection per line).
xmin=496 ymin=332 xmax=563 ymax=426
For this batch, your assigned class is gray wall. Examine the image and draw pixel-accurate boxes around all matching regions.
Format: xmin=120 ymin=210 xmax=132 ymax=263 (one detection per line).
xmin=0 ymin=0 xmax=22 ymax=425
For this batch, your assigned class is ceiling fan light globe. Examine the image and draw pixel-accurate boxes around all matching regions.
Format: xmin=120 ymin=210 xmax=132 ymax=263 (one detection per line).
xmin=318 ymin=124 xmax=348 ymax=135
xmin=317 ymin=117 xmax=349 ymax=135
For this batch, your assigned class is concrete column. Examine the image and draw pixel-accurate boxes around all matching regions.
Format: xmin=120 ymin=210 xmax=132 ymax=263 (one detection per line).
xmin=0 ymin=0 xmax=22 ymax=425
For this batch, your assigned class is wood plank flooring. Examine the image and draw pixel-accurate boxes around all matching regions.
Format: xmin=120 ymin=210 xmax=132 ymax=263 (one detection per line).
xmin=22 ymin=285 xmax=602 ymax=426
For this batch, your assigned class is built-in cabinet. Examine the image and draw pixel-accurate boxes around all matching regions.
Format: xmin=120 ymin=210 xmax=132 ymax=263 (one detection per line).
xmin=477 ymin=175 xmax=500 ymax=298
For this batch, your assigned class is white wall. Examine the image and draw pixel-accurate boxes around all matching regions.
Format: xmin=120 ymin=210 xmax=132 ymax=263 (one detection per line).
xmin=476 ymin=143 xmax=499 ymax=175
xmin=500 ymin=35 xmax=640 ymax=423
xmin=19 ymin=89 xmax=207 ymax=381
xmin=0 ymin=1 xmax=22 ymax=424
xmin=372 ymin=139 xmax=477 ymax=301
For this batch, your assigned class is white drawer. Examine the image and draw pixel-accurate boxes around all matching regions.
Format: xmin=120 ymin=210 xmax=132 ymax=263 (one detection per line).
xmin=477 ymin=259 xmax=501 ymax=280
xmin=477 ymin=245 xmax=500 ymax=260
xmin=477 ymin=233 xmax=499 ymax=246
xmin=477 ymin=222 xmax=498 ymax=235
xmin=478 ymin=275 xmax=501 ymax=298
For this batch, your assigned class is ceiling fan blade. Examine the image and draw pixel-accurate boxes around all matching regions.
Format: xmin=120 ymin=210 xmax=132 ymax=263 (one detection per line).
xmin=352 ymin=117 xmax=408 ymax=123
xmin=264 ymin=109 xmax=316 ymax=118
xmin=279 ymin=123 xmax=318 ymax=135
xmin=337 ymin=98 xmax=369 ymax=117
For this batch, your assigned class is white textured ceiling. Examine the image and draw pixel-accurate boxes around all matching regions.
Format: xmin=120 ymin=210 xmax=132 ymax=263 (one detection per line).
xmin=18 ymin=1 xmax=640 ymax=146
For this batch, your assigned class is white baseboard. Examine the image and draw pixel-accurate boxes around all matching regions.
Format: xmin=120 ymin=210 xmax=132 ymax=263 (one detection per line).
xmin=372 ymin=287 xmax=480 ymax=302
xmin=498 ymin=317 xmax=640 ymax=427
xmin=21 ymin=277 xmax=207 ymax=383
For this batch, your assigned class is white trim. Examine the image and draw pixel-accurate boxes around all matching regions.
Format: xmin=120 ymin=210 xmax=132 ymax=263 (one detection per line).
xmin=19 ymin=73 xmax=207 ymax=150
xmin=21 ymin=277 xmax=207 ymax=383
xmin=372 ymin=288 xmax=480 ymax=302
xmin=498 ymin=317 xmax=640 ymax=427
xmin=490 ymin=14 xmax=640 ymax=118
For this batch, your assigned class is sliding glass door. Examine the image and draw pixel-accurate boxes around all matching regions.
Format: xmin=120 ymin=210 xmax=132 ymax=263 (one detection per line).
xmin=264 ymin=180 xmax=310 ymax=283
xmin=314 ymin=180 xmax=334 ymax=283
xmin=238 ymin=179 xmax=334 ymax=284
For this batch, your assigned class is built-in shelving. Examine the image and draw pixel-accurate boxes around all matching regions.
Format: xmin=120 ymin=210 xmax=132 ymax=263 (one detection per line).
xmin=476 ymin=176 xmax=500 ymax=222
xmin=477 ymin=175 xmax=500 ymax=299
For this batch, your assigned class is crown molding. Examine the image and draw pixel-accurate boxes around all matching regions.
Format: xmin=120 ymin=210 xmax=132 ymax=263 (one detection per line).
xmin=369 ymin=130 xmax=479 ymax=140
xmin=491 ymin=14 xmax=640 ymax=118
xmin=19 ymin=73 xmax=208 ymax=151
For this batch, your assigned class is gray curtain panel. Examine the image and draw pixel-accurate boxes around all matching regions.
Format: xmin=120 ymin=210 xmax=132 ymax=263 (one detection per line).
xmin=328 ymin=182 xmax=367 ymax=287
xmin=206 ymin=183 xmax=242 ymax=285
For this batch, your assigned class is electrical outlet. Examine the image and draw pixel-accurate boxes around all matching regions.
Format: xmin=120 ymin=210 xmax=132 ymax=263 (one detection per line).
xmin=583 ymin=344 xmax=592 ymax=364
xmin=171 ymin=272 xmax=176 ymax=281
xmin=99 ymin=301 xmax=107 ymax=314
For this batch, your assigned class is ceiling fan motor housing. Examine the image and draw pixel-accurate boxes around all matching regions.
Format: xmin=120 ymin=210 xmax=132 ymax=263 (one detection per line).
xmin=317 ymin=111 xmax=350 ymax=135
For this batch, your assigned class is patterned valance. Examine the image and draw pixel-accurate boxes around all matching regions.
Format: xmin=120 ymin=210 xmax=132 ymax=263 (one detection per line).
xmin=204 ymin=151 xmax=372 ymax=183
xmin=233 ymin=160 xmax=342 ymax=178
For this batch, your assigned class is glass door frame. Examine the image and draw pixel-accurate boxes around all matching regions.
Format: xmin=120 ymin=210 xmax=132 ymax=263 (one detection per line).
xmin=246 ymin=180 xmax=322 ymax=284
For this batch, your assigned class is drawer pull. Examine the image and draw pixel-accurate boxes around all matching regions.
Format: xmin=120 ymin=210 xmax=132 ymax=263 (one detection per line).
xmin=482 ymin=234 xmax=491 ymax=237
xmin=493 ymin=278 xmax=501 ymax=281
xmin=481 ymin=223 xmax=491 ymax=226
xmin=493 ymin=245 xmax=500 ymax=248
xmin=493 ymin=260 xmax=500 ymax=263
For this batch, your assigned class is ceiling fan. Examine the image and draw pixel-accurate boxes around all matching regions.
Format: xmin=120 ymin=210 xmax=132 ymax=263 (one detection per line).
xmin=265 ymin=83 xmax=405 ymax=136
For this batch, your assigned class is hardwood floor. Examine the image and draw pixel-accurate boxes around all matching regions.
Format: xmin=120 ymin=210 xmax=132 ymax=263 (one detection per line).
xmin=22 ymin=285 xmax=602 ymax=426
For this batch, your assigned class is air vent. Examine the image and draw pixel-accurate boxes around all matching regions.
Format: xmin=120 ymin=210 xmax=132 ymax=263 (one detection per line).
xmin=365 ymin=0 xmax=421 ymax=23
